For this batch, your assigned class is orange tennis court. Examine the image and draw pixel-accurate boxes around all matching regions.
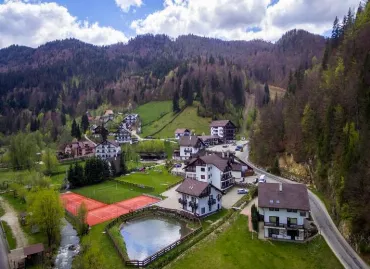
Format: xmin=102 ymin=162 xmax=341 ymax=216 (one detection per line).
xmin=61 ymin=192 xmax=161 ymax=226
xmin=87 ymin=205 xmax=130 ymax=226
xmin=61 ymin=192 xmax=107 ymax=215
xmin=114 ymin=195 xmax=160 ymax=211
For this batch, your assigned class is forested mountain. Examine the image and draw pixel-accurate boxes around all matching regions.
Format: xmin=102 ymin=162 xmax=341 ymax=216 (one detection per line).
xmin=0 ymin=29 xmax=324 ymax=135
xmin=250 ymin=3 xmax=370 ymax=255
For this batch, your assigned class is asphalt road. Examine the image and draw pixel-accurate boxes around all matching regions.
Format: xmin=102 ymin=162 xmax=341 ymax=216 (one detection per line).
xmin=0 ymin=227 xmax=9 ymax=269
xmin=237 ymin=147 xmax=369 ymax=269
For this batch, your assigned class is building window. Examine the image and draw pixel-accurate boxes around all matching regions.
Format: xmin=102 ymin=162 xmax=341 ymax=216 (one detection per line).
xmin=287 ymin=209 xmax=297 ymax=213
xmin=269 ymin=216 xmax=277 ymax=223
xmin=201 ymin=207 xmax=205 ymax=214
xmin=208 ymin=175 xmax=211 ymax=179
xmin=274 ymin=208 xmax=280 ymax=211
xmin=289 ymin=218 xmax=297 ymax=224
xmin=300 ymin=211 xmax=306 ymax=217
xmin=201 ymin=168 xmax=205 ymax=172
xmin=201 ymin=175 xmax=205 ymax=179
xmin=269 ymin=208 xmax=274 ymax=211
xmin=208 ymin=167 xmax=211 ymax=171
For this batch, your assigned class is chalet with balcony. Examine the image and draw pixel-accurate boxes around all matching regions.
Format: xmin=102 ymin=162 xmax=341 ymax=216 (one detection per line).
xmin=258 ymin=183 xmax=310 ymax=241
xmin=95 ymin=140 xmax=121 ymax=160
xmin=176 ymin=179 xmax=223 ymax=217
xmin=124 ymin=114 xmax=140 ymax=125
xmin=184 ymin=154 xmax=234 ymax=191
xmin=179 ymin=136 xmax=206 ymax=160
xmin=210 ymin=120 xmax=236 ymax=143
xmin=175 ymin=128 xmax=191 ymax=140
xmin=92 ymin=125 xmax=108 ymax=138
xmin=114 ymin=128 xmax=132 ymax=144
xmin=64 ymin=141 xmax=95 ymax=158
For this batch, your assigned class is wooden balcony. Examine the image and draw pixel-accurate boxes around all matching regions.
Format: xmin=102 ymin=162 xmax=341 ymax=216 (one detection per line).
xmin=264 ymin=222 xmax=304 ymax=229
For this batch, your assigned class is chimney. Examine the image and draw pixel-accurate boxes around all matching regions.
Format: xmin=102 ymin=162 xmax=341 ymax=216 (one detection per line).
xmin=279 ymin=183 xmax=283 ymax=192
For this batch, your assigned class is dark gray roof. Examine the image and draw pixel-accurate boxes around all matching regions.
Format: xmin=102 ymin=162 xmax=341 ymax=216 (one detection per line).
xmin=258 ymin=183 xmax=310 ymax=211
xmin=179 ymin=136 xmax=203 ymax=147
xmin=210 ymin=120 xmax=235 ymax=127
xmin=176 ymin=179 xmax=221 ymax=197
xmin=187 ymin=154 xmax=231 ymax=172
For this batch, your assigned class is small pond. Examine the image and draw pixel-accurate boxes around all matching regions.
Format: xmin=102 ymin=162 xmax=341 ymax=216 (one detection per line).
xmin=120 ymin=215 xmax=191 ymax=261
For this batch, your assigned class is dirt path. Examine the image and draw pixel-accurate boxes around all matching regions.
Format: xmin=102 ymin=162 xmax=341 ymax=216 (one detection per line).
xmin=240 ymin=197 xmax=257 ymax=232
xmin=0 ymin=197 xmax=28 ymax=248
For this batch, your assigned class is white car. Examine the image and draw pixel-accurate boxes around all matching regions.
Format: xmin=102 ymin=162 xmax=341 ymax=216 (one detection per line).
xmin=258 ymin=174 xmax=266 ymax=183
xmin=237 ymin=189 xmax=249 ymax=194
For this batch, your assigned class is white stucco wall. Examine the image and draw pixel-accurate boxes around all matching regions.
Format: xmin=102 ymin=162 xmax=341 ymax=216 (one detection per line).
xmin=178 ymin=187 xmax=222 ymax=217
xmin=258 ymin=207 xmax=308 ymax=225
xmin=95 ymin=144 xmax=121 ymax=160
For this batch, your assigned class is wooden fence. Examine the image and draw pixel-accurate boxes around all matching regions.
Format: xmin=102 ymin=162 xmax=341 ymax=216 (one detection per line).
xmin=105 ymin=206 xmax=202 ymax=267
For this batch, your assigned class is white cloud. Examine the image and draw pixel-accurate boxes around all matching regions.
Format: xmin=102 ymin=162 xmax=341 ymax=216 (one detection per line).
xmin=0 ymin=1 xmax=129 ymax=48
xmin=131 ymin=0 xmax=361 ymax=42
xmin=115 ymin=0 xmax=143 ymax=12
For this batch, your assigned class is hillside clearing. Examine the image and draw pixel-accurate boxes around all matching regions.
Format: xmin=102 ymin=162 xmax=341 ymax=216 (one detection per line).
xmin=155 ymin=106 xmax=211 ymax=138
xmin=134 ymin=101 xmax=173 ymax=126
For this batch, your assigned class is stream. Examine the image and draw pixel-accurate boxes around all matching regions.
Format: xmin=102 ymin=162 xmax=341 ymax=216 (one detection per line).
xmin=54 ymin=220 xmax=80 ymax=269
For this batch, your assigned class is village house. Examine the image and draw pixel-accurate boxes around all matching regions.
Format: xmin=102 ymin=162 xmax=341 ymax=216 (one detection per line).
xmin=179 ymin=136 xmax=206 ymax=160
xmin=175 ymin=128 xmax=191 ymax=139
xmin=231 ymin=158 xmax=255 ymax=180
xmin=258 ymin=183 xmax=310 ymax=241
xmin=184 ymin=154 xmax=234 ymax=191
xmin=176 ymin=179 xmax=223 ymax=217
xmin=210 ymin=120 xmax=236 ymax=143
xmin=95 ymin=140 xmax=121 ymax=160
xmin=198 ymin=135 xmax=220 ymax=146
xmin=64 ymin=141 xmax=95 ymax=158
xmin=115 ymin=128 xmax=132 ymax=144
xmin=104 ymin=109 xmax=114 ymax=121
xmin=124 ymin=113 xmax=140 ymax=125
xmin=92 ymin=125 xmax=108 ymax=138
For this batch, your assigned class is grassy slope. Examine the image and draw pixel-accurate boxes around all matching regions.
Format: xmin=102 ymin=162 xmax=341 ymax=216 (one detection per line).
xmin=141 ymin=112 xmax=175 ymax=137
xmin=134 ymin=101 xmax=173 ymax=125
xmin=155 ymin=106 xmax=212 ymax=138
xmin=117 ymin=169 xmax=181 ymax=195
xmin=169 ymin=215 xmax=342 ymax=269
xmin=1 ymin=220 xmax=16 ymax=249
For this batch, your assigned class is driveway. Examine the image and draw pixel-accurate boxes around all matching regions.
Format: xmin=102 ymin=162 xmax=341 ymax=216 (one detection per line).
xmin=156 ymin=184 xmax=182 ymax=210
xmin=241 ymin=197 xmax=258 ymax=232
xmin=0 ymin=226 xmax=9 ymax=269
xmin=222 ymin=187 xmax=246 ymax=209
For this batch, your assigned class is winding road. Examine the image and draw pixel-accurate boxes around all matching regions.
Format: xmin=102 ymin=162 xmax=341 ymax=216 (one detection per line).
xmin=237 ymin=147 xmax=368 ymax=269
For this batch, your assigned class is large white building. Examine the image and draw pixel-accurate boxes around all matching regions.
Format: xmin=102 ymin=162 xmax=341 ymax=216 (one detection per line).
xmin=176 ymin=179 xmax=223 ymax=217
xmin=95 ymin=140 xmax=121 ymax=160
xmin=184 ymin=154 xmax=234 ymax=191
xmin=114 ymin=123 xmax=132 ymax=144
xmin=178 ymin=136 xmax=206 ymax=160
xmin=258 ymin=183 xmax=310 ymax=241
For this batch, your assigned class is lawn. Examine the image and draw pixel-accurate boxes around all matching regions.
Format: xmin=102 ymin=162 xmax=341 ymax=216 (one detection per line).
xmin=155 ymin=106 xmax=211 ymax=138
xmin=169 ymin=214 xmax=342 ymax=269
xmin=0 ymin=203 xmax=4 ymax=217
xmin=134 ymin=101 xmax=173 ymax=126
xmin=1 ymin=220 xmax=17 ymax=249
xmin=75 ymin=221 xmax=129 ymax=269
xmin=117 ymin=168 xmax=181 ymax=195
xmin=72 ymin=181 xmax=145 ymax=204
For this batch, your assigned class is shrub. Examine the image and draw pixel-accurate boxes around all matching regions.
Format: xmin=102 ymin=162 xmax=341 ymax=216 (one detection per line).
xmin=251 ymin=204 xmax=259 ymax=231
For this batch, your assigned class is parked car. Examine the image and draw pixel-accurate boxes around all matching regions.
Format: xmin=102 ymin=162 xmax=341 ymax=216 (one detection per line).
xmin=222 ymin=145 xmax=228 ymax=148
xmin=258 ymin=174 xmax=266 ymax=183
xmin=175 ymin=163 xmax=182 ymax=168
xmin=237 ymin=189 xmax=249 ymax=194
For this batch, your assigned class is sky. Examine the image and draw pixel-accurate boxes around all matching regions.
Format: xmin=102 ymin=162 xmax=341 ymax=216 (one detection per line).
xmin=0 ymin=0 xmax=362 ymax=48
